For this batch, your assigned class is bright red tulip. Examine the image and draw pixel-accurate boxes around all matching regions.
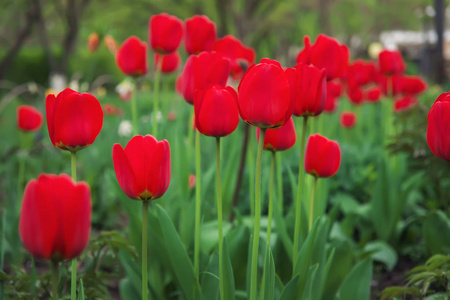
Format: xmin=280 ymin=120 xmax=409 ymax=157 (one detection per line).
xmin=19 ymin=174 xmax=91 ymax=260
xmin=378 ymin=50 xmax=405 ymax=75
xmin=427 ymin=92 xmax=450 ymax=161
xmin=46 ymin=88 xmax=103 ymax=152
xmin=237 ymin=58 xmax=292 ymax=129
xmin=179 ymin=51 xmax=231 ymax=104
xmin=149 ymin=13 xmax=183 ymax=54
xmin=116 ymin=36 xmax=148 ymax=76
xmin=194 ymin=85 xmax=239 ymax=137
xmin=87 ymin=33 xmax=100 ymax=53
xmin=380 ymin=74 xmax=402 ymax=97
xmin=394 ymin=96 xmax=417 ymax=113
xmin=296 ymin=34 xmax=349 ymax=81
xmin=256 ymin=117 xmax=296 ymax=151
xmin=324 ymin=81 xmax=343 ymax=113
xmin=305 ymin=134 xmax=341 ymax=178
xmin=17 ymin=105 xmax=43 ymax=132
xmin=113 ymin=135 xmax=171 ymax=201
xmin=346 ymin=60 xmax=377 ymax=87
xmin=346 ymin=85 xmax=364 ymax=106
xmin=154 ymin=51 xmax=181 ymax=73
xmin=286 ymin=63 xmax=327 ymax=117
xmin=214 ymin=35 xmax=256 ymax=79
xmin=340 ymin=111 xmax=357 ymax=128
xmin=365 ymin=86 xmax=382 ymax=103
xmin=401 ymin=75 xmax=427 ymax=96
xmin=184 ymin=15 xmax=216 ymax=55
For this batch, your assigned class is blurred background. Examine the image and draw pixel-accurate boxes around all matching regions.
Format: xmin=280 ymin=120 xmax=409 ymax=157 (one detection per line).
xmin=0 ymin=0 xmax=448 ymax=90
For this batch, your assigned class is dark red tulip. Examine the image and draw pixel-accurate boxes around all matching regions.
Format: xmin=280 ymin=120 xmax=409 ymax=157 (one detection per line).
xmin=305 ymin=134 xmax=341 ymax=178
xmin=365 ymin=86 xmax=382 ymax=103
xmin=19 ymin=174 xmax=91 ymax=260
xmin=256 ymin=117 xmax=296 ymax=151
xmin=380 ymin=74 xmax=402 ymax=96
xmin=214 ymin=35 xmax=256 ymax=79
xmin=401 ymin=75 xmax=427 ymax=96
xmin=149 ymin=13 xmax=183 ymax=54
xmin=46 ymin=88 xmax=103 ymax=152
xmin=296 ymin=34 xmax=349 ymax=81
xmin=17 ymin=105 xmax=43 ymax=132
xmin=194 ymin=85 xmax=239 ymax=137
xmin=179 ymin=51 xmax=231 ymax=104
xmin=87 ymin=33 xmax=100 ymax=53
xmin=286 ymin=63 xmax=327 ymax=117
xmin=378 ymin=50 xmax=405 ymax=75
xmin=116 ymin=36 xmax=148 ymax=76
xmin=184 ymin=15 xmax=216 ymax=55
xmin=113 ymin=135 xmax=171 ymax=201
xmin=427 ymin=92 xmax=450 ymax=161
xmin=340 ymin=111 xmax=357 ymax=128
xmin=394 ymin=96 xmax=417 ymax=113
xmin=237 ymin=58 xmax=292 ymax=129
xmin=324 ymin=80 xmax=343 ymax=113
xmin=154 ymin=51 xmax=181 ymax=73
xmin=346 ymin=85 xmax=364 ymax=106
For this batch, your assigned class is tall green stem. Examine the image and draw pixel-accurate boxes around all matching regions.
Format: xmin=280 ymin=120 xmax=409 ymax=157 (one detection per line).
xmin=267 ymin=151 xmax=275 ymax=245
xmin=216 ymin=138 xmax=224 ymax=300
xmin=308 ymin=177 xmax=318 ymax=231
xmin=293 ymin=116 xmax=308 ymax=275
xmin=153 ymin=58 xmax=162 ymax=138
xmin=194 ymin=130 xmax=201 ymax=281
xmin=276 ymin=152 xmax=284 ymax=213
xmin=70 ymin=151 xmax=77 ymax=300
xmin=51 ymin=260 xmax=59 ymax=300
xmin=142 ymin=200 xmax=149 ymax=300
xmin=131 ymin=78 xmax=138 ymax=136
xmin=250 ymin=129 xmax=265 ymax=300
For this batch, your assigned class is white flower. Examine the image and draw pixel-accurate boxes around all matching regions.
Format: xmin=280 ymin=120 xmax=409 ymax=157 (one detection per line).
xmin=118 ymin=120 xmax=133 ymax=137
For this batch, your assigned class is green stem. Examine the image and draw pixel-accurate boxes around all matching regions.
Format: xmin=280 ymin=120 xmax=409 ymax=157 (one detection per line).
xmin=293 ymin=116 xmax=308 ymax=276
xmin=153 ymin=58 xmax=162 ymax=138
xmin=31 ymin=256 xmax=36 ymax=298
xmin=0 ymin=213 xmax=5 ymax=300
xmin=267 ymin=151 xmax=275 ymax=245
xmin=51 ymin=260 xmax=59 ymax=300
xmin=250 ymin=128 xmax=265 ymax=300
xmin=276 ymin=152 xmax=283 ymax=214
xmin=308 ymin=177 xmax=318 ymax=231
xmin=216 ymin=137 xmax=224 ymax=300
xmin=142 ymin=200 xmax=149 ymax=300
xmin=70 ymin=151 xmax=77 ymax=300
xmin=194 ymin=130 xmax=201 ymax=282
xmin=131 ymin=78 xmax=138 ymax=136
xmin=248 ymin=132 xmax=255 ymax=218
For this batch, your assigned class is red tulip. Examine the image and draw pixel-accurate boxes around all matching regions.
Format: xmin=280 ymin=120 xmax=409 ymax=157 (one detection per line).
xmin=113 ymin=135 xmax=171 ymax=201
xmin=346 ymin=85 xmax=364 ymax=106
xmin=189 ymin=174 xmax=196 ymax=189
xmin=154 ymin=51 xmax=181 ymax=73
xmin=340 ymin=111 xmax=357 ymax=128
xmin=365 ymin=86 xmax=382 ymax=103
xmin=427 ymin=92 xmax=450 ymax=161
xmin=305 ymin=134 xmax=341 ymax=178
xmin=87 ymin=33 xmax=100 ymax=53
xmin=296 ymin=34 xmax=349 ymax=81
xmin=46 ymin=88 xmax=103 ymax=152
xmin=256 ymin=117 xmax=296 ymax=151
xmin=324 ymin=81 xmax=343 ymax=113
xmin=214 ymin=35 xmax=256 ymax=79
xmin=346 ymin=60 xmax=377 ymax=87
xmin=286 ymin=63 xmax=327 ymax=117
xmin=237 ymin=58 xmax=292 ymax=129
xmin=179 ymin=51 xmax=231 ymax=104
xmin=17 ymin=105 xmax=43 ymax=132
xmin=19 ymin=174 xmax=91 ymax=260
xmin=401 ymin=75 xmax=427 ymax=96
xmin=394 ymin=96 xmax=417 ymax=113
xmin=116 ymin=36 xmax=148 ymax=76
xmin=103 ymin=104 xmax=117 ymax=115
xmin=184 ymin=15 xmax=216 ymax=54
xmin=194 ymin=85 xmax=239 ymax=137
xmin=149 ymin=13 xmax=183 ymax=54
xmin=380 ymin=74 xmax=402 ymax=96
xmin=378 ymin=50 xmax=405 ymax=75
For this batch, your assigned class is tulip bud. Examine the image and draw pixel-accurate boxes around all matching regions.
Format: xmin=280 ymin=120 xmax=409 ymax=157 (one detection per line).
xmin=184 ymin=15 xmax=216 ymax=55
xmin=256 ymin=117 xmax=297 ymax=151
xmin=427 ymin=92 xmax=450 ymax=161
xmin=305 ymin=134 xmax=341 ymax=178
xmin=378 ymin=50 xmax=405 ymax=75
xmin=340 ymin=111 xmax=357 ymax=128
xmin=149 ymin=13 xmax=183 ymax=54
xmin=116 ymin=36 xmax=148 ymax=76
xmin=17 ymin=105 xmax=43 ymax=132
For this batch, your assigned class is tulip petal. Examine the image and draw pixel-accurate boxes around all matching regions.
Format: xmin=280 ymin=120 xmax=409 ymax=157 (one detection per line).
xmin=147 ymin=139 xmax=171 ymax=199
xmin=113 ymin=143 xmax=141 ymax=199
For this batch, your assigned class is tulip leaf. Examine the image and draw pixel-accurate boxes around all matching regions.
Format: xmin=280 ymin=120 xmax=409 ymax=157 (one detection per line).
xmin=222 ymin=238 xmax=235 ymax=300
xmin=364 ymin=240 xmax=397 ymax=271
xmin=201 ymin=253 xmax=219 ymax=300
xmin=278 ymin=275 xmax=300 ymax=300
xmin=156 ymin=204 xmax=201 ymax=300
xmin=78 ymin=279 xmax=85 ymax=300
xmin=338 ymin=258 xmax=373 ymax=300
xmin=273 ymin=191 xmax=293 ymax=261
xmin=423 ymin=211 xmax=450 ymax=255
xmin=262 ymin=243 xmax=275 ymax=300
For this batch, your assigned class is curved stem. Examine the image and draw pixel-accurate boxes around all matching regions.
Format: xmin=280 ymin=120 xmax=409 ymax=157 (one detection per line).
xmin=293 ymin=116 xmax=308 ymax=276
xmin=216 ymin=137 xmax=224 ymax=300
xmin=70 ymin=151 xmax=77 ymax=300
xmin=194 ymin=130 xmax=201 ymax=281
xmin=250 ymin=128 xmax=265 ymax=300
xmin=51 ymin=260 xmax=59 ymax=300
xmin=308 ymin=177 xmax=318 ymax=231
xmin=153 ymin=58 xmax=162 ymax=138
xmin=142 ymin=200 xmax=149 ymax=300
xmin=131 ymin=78 xmax=138 ymax=136
xmin=267 ymin=151 xmax=275 ymax=245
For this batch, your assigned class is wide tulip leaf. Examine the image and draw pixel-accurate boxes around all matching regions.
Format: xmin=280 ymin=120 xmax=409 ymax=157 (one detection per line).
xmin=222 ymin=238 xmax=235 ymax=300
xmin=338 ymin=258 xmax=372 ymax=300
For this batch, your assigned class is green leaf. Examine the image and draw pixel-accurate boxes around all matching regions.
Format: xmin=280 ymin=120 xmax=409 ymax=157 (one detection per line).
xmin=222 ymin=238 xmax=235 ymax=300
xmin=262 ymin=243 xmax=275 ymax=300
xmin=78 ymin=279 xmax=85 ymax=300
xmin=364 ymin=240 xmax=398 ymax=271
xmin=156 ymin=204 xmax=201 ymax=300
xmin=423 ymin=211 xmax=450 ymax=255
xmin=273 ymin=193 xmax=293 ymax=261
xmin=339 ymin=259 xmax=373 ymax=300
xmin=246 ymin=235 xmax=253 ymax=300
xmin=119 ymin=278 xmax=141 ymax=300
xmin=201 ymin=253 xmax=219 ymax=300
xmin=278 ymin=275 xmax=300 ymax=300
